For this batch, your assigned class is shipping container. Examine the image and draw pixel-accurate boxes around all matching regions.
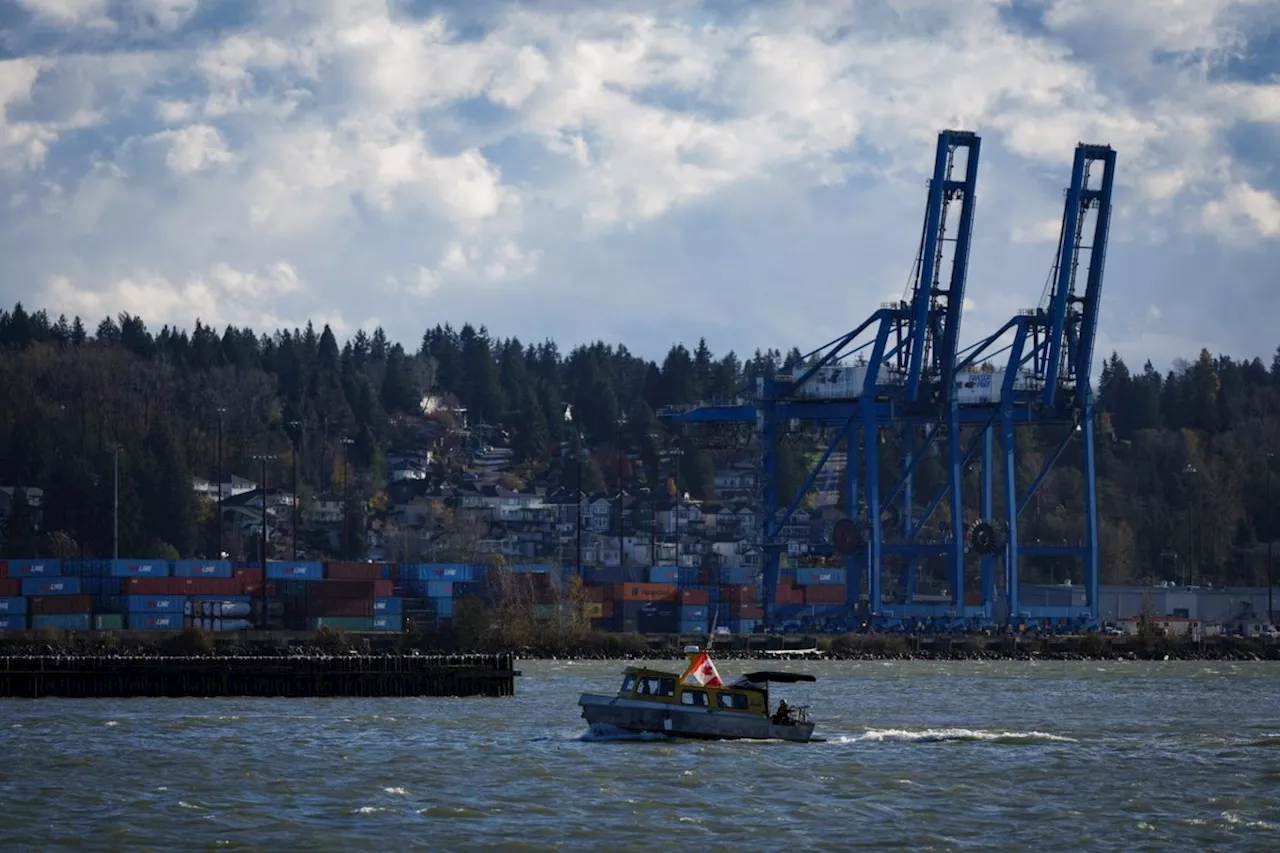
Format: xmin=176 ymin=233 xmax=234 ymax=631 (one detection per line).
xmin=188 ymin=617 xmax=252 ymax=632
xmin=648 ymin=566 xmax=679 ymax=584
xmin=676 ymin=588 xmax=710 ymax=606
xmin=266 ymin=561 xmax=324 ymax=581
xmin=324 ymin=561 xmax=387 ymax=581
xmin=372 ymin=613 xmax=402 ymax=631
xmin=0 ymin=596 xmax=26 ymax=614
xmin=372 ymin=597 xmax=402 ymax=614
xmin=123 ymin=578 xmax=191 ymax=596
xmin=185 ymin=578 xmax=244 ymax=596
xmin=308 ymin=598 xmax=374 ymax=617
xmin=732 ymin=619 xmax=759 ymax=634
xmin=29 ymin=595 xmax=93 ymax=615
xmin=127 ymin=612 xmax=182 ymax=630
xmin=795 ymin=568 xmax=846 ymax=585
xmin=108 ymin=559 xmax=170 ymax=578
xmin=172 ymin=560 xmax=233 ymax=578
xmin=0 ymin=579 xmax=18 ymax=597
xmin=803 ymin=585 xmax=847 ymax=605
xmin=93 ymin=614 xmax=124 ymax=630
xmin=32 ymin=613 xmax=91 ymax=631
xmin=718 ymin=584 xmax=757 ymax=604
xmin=310 ymin=616 xmax=375 ymax=631
xmin=0 ymin=613 xmax=25 ymax=630
xmin=425 ymin=581 xmax=453 ymax=598
xmin=186 ymin=599 xmax=252 ymax=618
xmin=679 ymin=620 xmax=709 ymax=635
xmin=679 ymin=605 xmax=708 ymax=621
xmin=402 ymin=563 xmax=473 ymax=582
xmin=719 ymin=566 xmax=754 ymax=585
xmin=5 ymin=559 xmax=60 ymax=578
xmin=432 ymin=597 xmax=454 ymax=617
xmin=617 ymin=583 xmax=679 ymax=602
xmin=125 ymin=594 xmax=186 ymax=613
xmin=22 ymin=577 xmax=81 ymax=596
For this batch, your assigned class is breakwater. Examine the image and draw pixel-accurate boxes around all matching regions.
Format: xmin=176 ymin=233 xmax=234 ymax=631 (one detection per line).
xmin=0 ymin=652 xmax=519 ymax=699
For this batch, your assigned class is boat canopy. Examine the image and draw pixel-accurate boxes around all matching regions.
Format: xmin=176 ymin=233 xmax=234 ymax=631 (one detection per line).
xmin=734 ymin=672 xmax=818 ymax=685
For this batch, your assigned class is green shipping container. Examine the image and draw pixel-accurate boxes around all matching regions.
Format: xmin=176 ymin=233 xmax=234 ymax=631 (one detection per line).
xmin=94 ymin=614 xmax=124 ymax=630
xmin=310 ymin=617 xmax=374 ymax=632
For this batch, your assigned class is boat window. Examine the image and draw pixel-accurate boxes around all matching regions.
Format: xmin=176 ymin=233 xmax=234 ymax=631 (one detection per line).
xmin=716 ymin=692 xmax=749 ymax=710
xmin=635 ymin=678 xmax=651 ymax=695
xmin=681 ymin=690 xmax=708 ymax=706
xmin=620 ymin=675 xmax=637 ymax=695
xmin=650 ymin=678 xmax=675 ymax=697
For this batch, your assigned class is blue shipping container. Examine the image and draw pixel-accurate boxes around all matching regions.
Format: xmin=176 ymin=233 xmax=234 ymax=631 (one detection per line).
xmin=125 ymin=595 xmax=186 ymax=613
xmin=265 ymin=561 xmax=324 ymax=581
xmin=424 ymin=581 xmax=453 ymax=598
xmin=733 ymin=620 xmax=759 ymax=634
xmin=372 ymin=614 xmax=402 ymax=631
xmin=4 ymin=559 xmax=60 ymax=577
xmin=22 ymin=577 xmax=81 ymax=596
xmin=127 ymin=613 xmax=183 ymax=631
xmin=679 ymin=620 xmax=709 ymax=635
xmin=172 ymin=560 xmax=233 ymax=578
xmin=0 ymin=597 xmax=26 ymax=614
xmin=108 ymin=559 xmax=170 ymax=578
xmin=719 ymin=566 xmax=753 ymax=584
xmin=680 ymin=606 xmax=708 ymax=621
xmin=60 ymin=560 xmax=104 ymax=577
xmin=795 ymin=568 xmax=846 ymax=586
xmin=409 ymin=563 xmax=473 ymax=582
xmin=511 ymin=564 xmax=551 ymax=573
xmin=432 ymin=597 xmax=454 ymax=617
xmin=373 ymin=597 xmax=402 ymax=614
xmin=648 ymin=566 xmax=679 ymax=584
xmin=0 ymin=613 xmax=25 ymax=630
xmin=31 ymin=613 xmax=91 ymax=631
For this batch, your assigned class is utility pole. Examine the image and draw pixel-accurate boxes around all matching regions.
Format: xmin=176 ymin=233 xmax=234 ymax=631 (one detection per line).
xmin=1182 ymin=464 xmax=1196 ymax=587
xmin=340 ymin=437 xmax=354 ymax=560
xmin=112 ymin=445 xmax=119 ymax=560
xmin=616 ymin=413 xmax=627 ymax=571
xmin=216 ymin=406 xmax=226 ymax=558
xmin=251 ymin=451 xmax=278 ymax=629
xmin=288 ymin=419 xmax=301 ymax=560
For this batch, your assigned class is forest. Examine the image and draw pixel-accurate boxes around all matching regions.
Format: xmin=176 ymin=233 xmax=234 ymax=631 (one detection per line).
xmin=0 ymin=300 xmax=1277 ymax=588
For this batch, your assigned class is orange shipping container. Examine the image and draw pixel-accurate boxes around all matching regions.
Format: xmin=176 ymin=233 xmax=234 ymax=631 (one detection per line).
xmin=584 ymin=584 xmax=606 ymax=603
xmin=618 ymin=583 xmax=679 ymax=602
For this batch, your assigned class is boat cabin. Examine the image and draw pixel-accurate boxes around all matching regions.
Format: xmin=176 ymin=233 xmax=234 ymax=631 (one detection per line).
xmin=617 ymin=666 xmax=767 ymax=715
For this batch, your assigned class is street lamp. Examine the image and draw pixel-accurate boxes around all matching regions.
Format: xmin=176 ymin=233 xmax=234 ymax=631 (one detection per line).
xmin=1267 ymin=452 xmax=1275 ymax=623
xmin=112 ymin=445 xmax=120 ymax=560
xmin=616 ymin=413 xmax=627 ymax=570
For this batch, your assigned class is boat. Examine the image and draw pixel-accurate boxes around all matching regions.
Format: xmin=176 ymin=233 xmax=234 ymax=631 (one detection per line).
xmin=577 ymin=644 xmax=818 ymax=742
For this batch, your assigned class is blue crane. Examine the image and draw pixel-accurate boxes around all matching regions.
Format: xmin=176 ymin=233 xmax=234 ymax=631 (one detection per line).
xmin=663 ymin=129 xmax=983 ymax=623
xmin=949 ymin=142 xmax=1117 ymax=628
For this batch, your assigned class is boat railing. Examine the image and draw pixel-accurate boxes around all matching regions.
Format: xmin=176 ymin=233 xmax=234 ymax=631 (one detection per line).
xmin=792 ymin=705 xmax=811 ymax=724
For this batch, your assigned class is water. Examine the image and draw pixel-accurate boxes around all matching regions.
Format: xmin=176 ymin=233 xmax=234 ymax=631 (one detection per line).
xmin=2 ymin=659 xmax=1279 ymax=851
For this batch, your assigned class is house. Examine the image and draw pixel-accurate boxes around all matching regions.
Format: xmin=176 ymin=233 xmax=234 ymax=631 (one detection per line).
xmin=192 ymin=474 xmax=258 ymax=500
xmin=0 ymin=486 xmax=43 ymax=531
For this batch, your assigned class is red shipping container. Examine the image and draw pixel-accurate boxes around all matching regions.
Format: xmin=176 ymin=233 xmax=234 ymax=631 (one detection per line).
xmin=311 ymin=580 xmax=375 ymax=598
xmin=235 ymin=567 xmax=264 ymax=586
xmin=600 ymin=599 xmax=614 ymax=619
xmin=309 ymin=598 xmax=374 ymax=617
xmin=124 ymin=578 xmax=189 ymax=595
xmin=804 ymin=584 xmax=847 ymax=604
xmin=29 ymin=594 xmax=93 ymax=615
xmin=730 ymin=604 xmax=764 ymax=619
xmin=677 ymin=588 xmax=709 ymax=606
xmin=0 ymin=579 xmax=18 ymax=596
xmin=373 ymin=580 xmax=393 ymax=597
xmin=719 ymin=584 xmax=757 ymax=604
xmin=324 ymin=561 xmax=385 ymax=581
xmin=184 ymin=578 xmax=242 ymax=596
xmin=0 ymin=560 xmax=7 ymax=578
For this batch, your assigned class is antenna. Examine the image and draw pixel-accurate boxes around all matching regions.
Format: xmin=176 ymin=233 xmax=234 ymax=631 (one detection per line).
xmin=707 ymin=605 xmax=719 ymax=651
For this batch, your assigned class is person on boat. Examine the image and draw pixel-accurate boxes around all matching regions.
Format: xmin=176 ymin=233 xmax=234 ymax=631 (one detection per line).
xmin=772 ymin=700 xmax=792 ymax=725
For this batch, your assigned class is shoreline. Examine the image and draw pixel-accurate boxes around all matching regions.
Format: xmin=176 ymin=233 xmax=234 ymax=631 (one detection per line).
xmin=2 ymin=627 xmax=1277 ymax=662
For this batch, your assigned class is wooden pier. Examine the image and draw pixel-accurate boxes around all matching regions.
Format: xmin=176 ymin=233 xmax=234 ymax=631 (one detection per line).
xmin=0 ymin=653 xmax=521 ymax=699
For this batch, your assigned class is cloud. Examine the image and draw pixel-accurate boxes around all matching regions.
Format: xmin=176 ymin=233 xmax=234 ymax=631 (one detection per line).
xmin=0 ymin=0 xmax=1277 ymax=373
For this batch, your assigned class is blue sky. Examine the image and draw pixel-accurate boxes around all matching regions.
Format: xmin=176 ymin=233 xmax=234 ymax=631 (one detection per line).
xmin=0 ymin=0 xmax=1278 ymax=371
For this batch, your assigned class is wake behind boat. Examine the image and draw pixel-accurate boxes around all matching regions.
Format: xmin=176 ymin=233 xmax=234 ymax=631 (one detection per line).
xmin=577 ymin=645 xmax=818 ymax=743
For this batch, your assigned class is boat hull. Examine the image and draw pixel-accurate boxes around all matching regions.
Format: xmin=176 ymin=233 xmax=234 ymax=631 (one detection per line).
xmin=578 ymin=693 xmax=815 ymax=743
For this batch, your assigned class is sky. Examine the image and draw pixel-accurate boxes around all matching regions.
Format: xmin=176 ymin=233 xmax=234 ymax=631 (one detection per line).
xmin=0 ymin=0 xmax=1278 ymax=372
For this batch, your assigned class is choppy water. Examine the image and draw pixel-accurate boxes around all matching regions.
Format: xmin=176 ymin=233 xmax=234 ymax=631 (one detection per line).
xmin=2 ymin=659 xmax=1279 ymax=851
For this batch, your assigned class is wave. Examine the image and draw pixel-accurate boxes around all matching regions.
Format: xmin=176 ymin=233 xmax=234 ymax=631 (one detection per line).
xmin=833 ymin=727 xmax=1077 ymax=745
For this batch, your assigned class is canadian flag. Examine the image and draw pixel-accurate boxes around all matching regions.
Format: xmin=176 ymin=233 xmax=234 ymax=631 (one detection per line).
xmin=681 ymin=653 xmax=723 ymax=688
